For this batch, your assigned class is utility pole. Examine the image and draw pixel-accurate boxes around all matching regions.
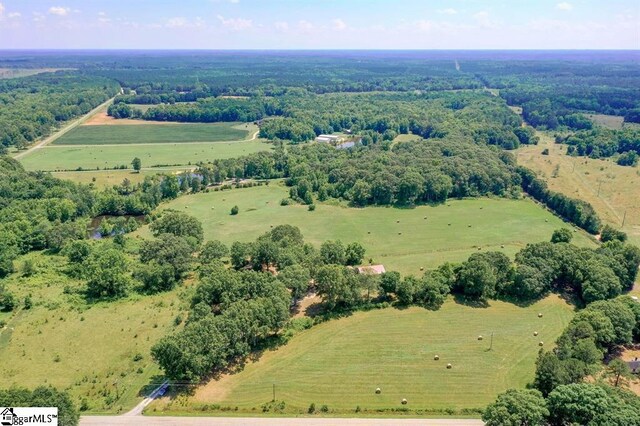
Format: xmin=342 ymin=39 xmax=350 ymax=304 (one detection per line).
xmin=489 ymin=332 xmax=494 ymax=351
xmin=272 ymin=383 xmax=276 ymax=402
xmin=622 ymin=209 xmax=627 ymax=228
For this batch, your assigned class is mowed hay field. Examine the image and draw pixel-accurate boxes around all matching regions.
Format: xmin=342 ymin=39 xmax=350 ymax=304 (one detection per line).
xmin=51 ymin=168 xmax=195 ymax=187
xmin=20 ymin=141 xmax=270 ymax=171
xmin=139 ymin=183 xmax=595 ymax=275
xmin=154 ymin=295 xmax=572 ymax=413
xmin=517 ymin=131 xmax=640 ymax=246
xmin=52 ymin=122 xmax=250 ymax=145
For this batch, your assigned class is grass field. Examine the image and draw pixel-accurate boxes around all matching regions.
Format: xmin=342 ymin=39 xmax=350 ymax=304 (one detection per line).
xmin=51 ymin=168 xmax=195 ymax=187
xmin=138 ymin=183 xmax=595 ymax=275
xmin=517 ymin=131 xmax=640 ymax=246
xmin=585 ymin=113 xmax=640 ymax=130
xmin=152 ymin=295 xmax=573 ymax=414
xmin=53 ymin=122 xmax=250 ymax=145
xmin=20 ymin=141 xmax=271 ymax=171
xmin=0 ymin=251 xmax=186 ymax=414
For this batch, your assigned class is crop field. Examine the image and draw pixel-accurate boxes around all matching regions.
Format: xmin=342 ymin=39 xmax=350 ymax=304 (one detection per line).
xmin=51 ymin=168 xmax=196 ymax=187
xmin=0 ymin=252 xmax=186 ymax=414
xmin=20 ymin=141 xmax=270 ymax=171
xmin=52 ymin=122 xmax=251 ymax=145
xmin=139 ymin=183 xmax=595 ymax=275
xmin=152 ymin=295 xmax=573 ymax=413
xmin=517 ymin=131 xmax=640 ymax=246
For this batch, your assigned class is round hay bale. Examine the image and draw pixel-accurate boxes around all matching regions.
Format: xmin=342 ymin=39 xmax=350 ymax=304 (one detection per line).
xmin=545 ymin=219 xmax=548 ymax=222
xmin=398 ymin=232 xmax=402 ymax=235
xmin=501 ymin=245 xmax=505 ymax=249
xmin=534 ymin=331 xmax=539 ymax=336
xmin=468 ymin=224 xmax=472 ymax=227
xmin=368 ymin=231 xmax=371 ymax=234
xmin=539 ymin=341 xmax=544 ymax=346
xmin=446 ymin=363 xmax=452 ymax=369
xmin=434 ymin=355 xmax=439 ymax=360
xmin=401 ymin=398 xmax=407 ymax=405
xmin=538 ymin=313 xmax=543 ymax=318
xmin=478 ymin=335 xmax=483 ymax=340
xmin=375 ymin=387 xmax=381 ymax=394
xmin=478 ymin=247 xmax=482 ymax=250
xmin=420 ymin=267 xmax=424 ymax=271
xmin=396 ymin=220 xmax=400 ymax=223
xmin=448 ymin=223 xmax=451 ymax=226
xmin=424 ymin=216 xmax=427 ymax=219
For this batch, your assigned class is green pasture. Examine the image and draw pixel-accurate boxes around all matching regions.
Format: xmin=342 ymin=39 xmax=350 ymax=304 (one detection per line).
xmin=157 ymin=295 xmax=573 ymax=413
xmin=140 ymin=183 xmax=596 ymax=275
xmin=52 ymin=122 xmax=250 ymax=145
xmin=0 ymin=252 xmax=186 ymax=414
xmin=19 ymin=141 xmax=271 ymax=171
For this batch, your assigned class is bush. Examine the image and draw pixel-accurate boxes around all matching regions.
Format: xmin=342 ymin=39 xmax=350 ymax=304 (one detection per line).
xmin=320 ymin=404 xmax=329 ymax=413
xmin=280 ymin=198 xmax=290 ymax=206
xmin=230 ymin=205 xmax=239 ymax=215
xmin=308 ymin=204 xmax=316 ymax=211
xmin=308 ymin=402 xmax=316 ymax=414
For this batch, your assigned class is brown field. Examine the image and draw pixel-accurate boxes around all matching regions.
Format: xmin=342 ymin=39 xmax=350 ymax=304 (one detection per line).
xmin=517 ymin=131 xmax=640 ymax=246
xmin=83 ymin=111 xmax=152 ymax=126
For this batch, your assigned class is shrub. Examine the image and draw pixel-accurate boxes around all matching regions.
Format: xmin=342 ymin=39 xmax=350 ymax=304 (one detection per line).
xmin=230 ymin=205 xmax=239 ymax=215
xmin=320 ymin=404 xmax=329 ymax=413
xmin=308 ymin=403 xmax=316 ymax=414
xmin=308 ymin=204 xmax=316 ymax=211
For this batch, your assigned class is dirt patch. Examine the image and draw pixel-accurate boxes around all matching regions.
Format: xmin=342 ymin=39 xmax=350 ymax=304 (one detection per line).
xmin=292 ymin=293 xmax=322 ymax=318
xmin=83 ymin=111 xmax=155 ymax=126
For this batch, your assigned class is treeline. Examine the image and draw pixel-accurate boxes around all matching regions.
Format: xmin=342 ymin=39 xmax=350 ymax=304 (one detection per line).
xmin=556 ymin=127 xmax=640 ymax=166
xmin=0 ymin=72 xmax=120 ymax=150
xmin=109 ymin=96 xmax=282 ymax=123
xmin=518 ymin=166 xmax=601 ymax=234
xmin=0 ymin=386 xmax=79 ymax=426
xmin=151 ymin=224 xmax=369 ymax=382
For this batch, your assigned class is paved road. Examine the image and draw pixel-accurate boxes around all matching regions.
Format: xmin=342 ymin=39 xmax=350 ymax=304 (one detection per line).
xmin=81 ymin=416 xmax=483 ymax=426
xmin=13 ymin=96 xmax=117 ymax=160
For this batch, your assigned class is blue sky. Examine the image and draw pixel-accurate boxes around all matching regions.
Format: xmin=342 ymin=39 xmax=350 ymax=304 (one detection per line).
xmin=0 ymin=0 xmax=638 ymax=49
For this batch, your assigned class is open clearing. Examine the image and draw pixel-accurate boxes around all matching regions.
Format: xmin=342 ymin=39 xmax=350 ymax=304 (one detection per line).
xmin=53 ymin=122 xmax=251 ymax=145
xmin=585 ymin=113 xmax=640 ymax=130
xmin=517 ymin=131 xmax=640 ymax=246
xmin=151 ymin=295 xmax=572 ymax=413
xmin=138 ymin=183 xmax=595 ymax=275
xmin=0 ymin=252 xmax=186 ymax=414
xmin=51 ymin=168 xmax=195 ymax=187
xmin=20 ymin=141 xmax=270 ymax=171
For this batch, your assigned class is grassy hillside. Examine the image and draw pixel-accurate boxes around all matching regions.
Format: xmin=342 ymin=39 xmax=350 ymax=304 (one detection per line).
xmin=53 ymin=122 xmax=250 ymax=145
xmin=138 ymin=183 xmax=596 ymax=275
xmin=151 ymin=295 xmax=573 ymax=414
xmin=517 ymin=131 xmax=640 ymax=246
xmin=0 ymin=251 xmax=187 ymax=414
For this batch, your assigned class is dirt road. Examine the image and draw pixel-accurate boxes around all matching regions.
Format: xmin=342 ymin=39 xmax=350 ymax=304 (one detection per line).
xmin=13 ymin=96 xmax=117 ymax=160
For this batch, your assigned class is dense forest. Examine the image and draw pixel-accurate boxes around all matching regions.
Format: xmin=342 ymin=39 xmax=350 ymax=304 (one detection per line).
xmin=0 ymin=72 xmax=120 ymax=150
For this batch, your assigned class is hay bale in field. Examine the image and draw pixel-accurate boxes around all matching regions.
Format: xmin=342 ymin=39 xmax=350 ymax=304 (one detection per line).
xmin=375 ymin=388 xmax=381 ymax=394
xmin=539 ymin=341 xmax=544 ymax=346
xmin=534 ymin=331 xmax=539 ymax=336
xmin=401 ymin=398 xmax=407 ymax=405
xmin=447 ymin=363 xmax=452 ymax=369
xmin=538 ymin=313 xmax=543 ymax=318
xmin=434 ymin=355 xmax=439 ymax=360
xmin=478 ymin=335 xmax=483 ymax=340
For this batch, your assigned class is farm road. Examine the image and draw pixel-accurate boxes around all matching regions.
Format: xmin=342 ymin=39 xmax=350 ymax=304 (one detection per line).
xmin=81 ymin=416 xmax=484 ymax=425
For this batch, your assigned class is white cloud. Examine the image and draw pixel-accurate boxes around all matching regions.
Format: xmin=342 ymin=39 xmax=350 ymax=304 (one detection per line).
xmin=556 ymin=2 xmax=573 ymax=11
xmin=473 ymin=11 xmax=496 ymax=28
xmin=32 ymin=12 xmax=45 ymax=22
xmin=49 ymin=6 xmax=70 ymax=16
xmin=216 ymin=15 xmax=252 ymax=30
xmin=0 ymin=3 xmax=4 ymax=16
xmin=8 ymin=12 xmax=21 ymax=18
xmin=298 ymin=20 xmax=314 ymax=31
xmin=166 ymin=17 xmax=188 ymax=28
xmin=274 ymin=21 xmax=289 ymax=31
xmin=438 ymin=8 xmax=457 ymax=15
xmin=332 ymin=18 xmax=347 ymax=31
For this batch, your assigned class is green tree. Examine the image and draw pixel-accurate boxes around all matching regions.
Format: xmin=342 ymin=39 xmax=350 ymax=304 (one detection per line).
xmin=606 ymin=359 xmax=632 ymax=388
xmin=533 ymin=350 xmax=567 ymax=397
xmin=456 ymin=258 xmax=497 ymax=300
xmin=200 ymin=240 xmax=229 ymax=263
xmin=345 ymin=242 xmax=366 ymax=266
xmin=150 ymin=211 xmax=204 ymax=247
xmin=395 ymin=276 xmax=417 ymax=305
xmin=482 ymin=388 xmax=549 ymax=426
xmin=0 ymin=386 xmax=79 ymax=426
xmin=320 ymin=240 xmax=346 ymax=265
xmin=379 ymin=271 xmax=401 ymax=297
xmin=131 ymin=157 xmax=142 ymax=173
xmin=547 ymin=383 xmax=613 ymax=426
xmin=278 ymin=264 xmax=310 ymax=302
xmin=85 ymin=249 xmax=130 ymax=299
xmin=551 ymin=228 xmax=573 ymax=243
xmin=140 ymin=234 xmax=194 ymax=280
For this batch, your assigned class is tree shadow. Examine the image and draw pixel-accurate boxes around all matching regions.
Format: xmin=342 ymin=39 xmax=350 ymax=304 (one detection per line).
xmin=452 ymin=294 xmax=490 ymax=308
xmin=137 ymin=374 xmax=167 ymax=398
